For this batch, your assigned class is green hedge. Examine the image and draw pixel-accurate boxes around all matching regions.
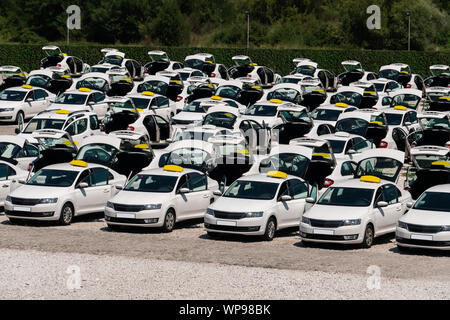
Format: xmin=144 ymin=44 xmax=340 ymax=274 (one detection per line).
xmin=0 ymin=43 xmax=448 ymax=77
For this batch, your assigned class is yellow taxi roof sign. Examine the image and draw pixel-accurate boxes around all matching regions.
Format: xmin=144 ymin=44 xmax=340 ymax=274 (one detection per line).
xmin=56 ymin=109 xmax=70 ymax=114
xmin=78 ymin=87 xmax=91 ymax=92
xmin=134 ymin=144 xmax=149 ymax=149
xmin=141 ymin=91 xmax=155 ymax=96
xmin=370 ymin=121 xmax=383 ymax=125
xmin=439 ymin=96 xmax=450 ymax=100
xmin=211 ymin=96 xmax=222 ymax=101
xmin=236 ymin=149 xmax=249 ymax=155
xmin=63 ymin=140 xmax=79 ymax=146
xmin=431 ymin=161 xmax=450 ymax=166
xmin=60 ymin=74 xmax=71 ymax=78
xmin=267 ymin=171 xmax=287 ymax=179
xmin=21 ymin=84 xmax=33 ymax=89
xmin=394 ymin=105 xmax=407 ymax=111
xmin=365 ymin=91 xmax=376 ymax=95
xmin=164 ymin=165 xmax=183 ymax=172
xmin=270 ymin=99 xmax=283 ymax=104
xmin=312 ymin=153 xmax=332 ymax=159
xmin=360 ymin=175 xmax=381 ymax=183
xmin=314 ymin=89 xmax=325 ymax=93
xmin=335 ymin=102 xmax=348 ymax=108
xmin=70 ymin=160 xmax=88 ymax=167
xmin=251 ymin=85 xmax=261 ymax=89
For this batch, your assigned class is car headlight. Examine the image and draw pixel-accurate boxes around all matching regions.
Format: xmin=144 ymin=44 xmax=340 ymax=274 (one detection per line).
xmin=0 ymin=108 xmax=14 ymax=112
xmin=441 ymin=225 xmax=450 ymax=231
xmin=143 ymin=204 xmax=162 ymax=210
xmin=245 ymin=211 xmax=263 ymax=218
xmin=5 ymin=195 xmax=11 ymax=203
xmin=342 ymin=219 xmax=361 ymax=226
xmin=302 ymin=216 xmax=310 ymax=225
xmin=106 ymin=201 xmax=114 ymax=209
xmin=397 ymin=221 xmax=408 ymax=230
xmin=39 ymin=198 xmax=58 ymax=204
xmin=206 ymin=208 xmax=214 ymax=216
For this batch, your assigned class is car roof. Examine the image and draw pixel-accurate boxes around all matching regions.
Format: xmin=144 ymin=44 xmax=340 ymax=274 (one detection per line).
xmin=238 ymin=172 xmax=305 ymax=184
xmin=418 ymin=111 xmax=447 ymax=119
xmin=33 ymin=109 xmax=92 ymax=120
xmin=0 ymin=135 xmax=27 ymax=147
xmin=320 ymin=132 xmax=363 ymax=141
xmin=141 ymin=166 xmax=200 ymax=177
xmin=43 ymin=161 xmax=108 ymax=172
xmin=167 ymin=140 xmax=214 ymax=153
xmin=332 ymin=177 xmax=393 ymax=190
xmin=426 ymin=184 xmax=450 ymax=193
xmin=337 ymin=109 xmax=383 ymax=122
xmin=391 ymin=88 xmax=422 ymax=97
xmin=269 ymin=145 xmax=313 ymax=159
xmin=109 ymin=130 xmax=144 ymax=140
xmin=337 ymin=86 xmax=365 ymax=95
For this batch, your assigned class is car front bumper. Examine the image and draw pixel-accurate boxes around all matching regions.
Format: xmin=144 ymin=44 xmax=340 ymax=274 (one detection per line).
xmin=299 ymin=222 xmax=364 ymax=244
xmin=204 ymin=214 xmax=264 ymax=235
xmin=396 ymin=227 xmax=450 ymax=250
xmin=104 ymin=207 xmax=164 ymax=228
xmin=4 ymin=201 xmax=59 ymax=221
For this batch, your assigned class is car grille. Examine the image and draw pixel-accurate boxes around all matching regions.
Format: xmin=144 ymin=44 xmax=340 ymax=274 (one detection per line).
xmin=172 ymin=119 xmax=194 ymax=125
xmin=108 ymin=217 xmax=151 ymax=224
xmin=10 ymin=197 xmax=41 ymax=206
xmin=205 ymin=223 xmax=260 ymax=232
xmin=309 ymin=219 xmax=343 ymax=228
xmin=5 ymin=210 xmax=54 ymax=217
xmin=112 ymin=204 xmax=145 ymax=212
xmin=405 ymin=224 xmax=443 ymax=234
xmin=213 ymin=210 xmax=247 ymax=220
xmin=302 ymin=233 xmax=349 ymax=241
xmin=397 ymin=237 xmax=450 ymax=247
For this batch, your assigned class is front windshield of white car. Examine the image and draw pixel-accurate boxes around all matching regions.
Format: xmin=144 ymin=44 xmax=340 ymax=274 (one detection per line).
xmin=108 ymin=100 xmax=135 ymax=113
xmin=356 ymin=157 xmax=402 ymax=182
xmin=55 ymin=93 xmax=87 ymax=105
xmin=259 ymin=153 xmax=309 ymax=178
xmin=215 ymin=85 xmax=241 ymax=100
xmin=223 ymin=180 xmax=279 ymax=200
xmin=335 ymin=118 xmax=368 ymax=136
xmin=373 ymin=83 xmax=386 ymax=92
xmin=214 ymin=143 xmax=247 ymax=157
xmin=245 ymin=104 xmax=277 ymax=116
xmin=279 ymin=110 xmax=310 ymax=122
xmin=428 ymin=92 xmax=450 ymax=102
xmin=0 ymin=90 xmax=26 ymax=101
xmin=267 ymin=88 xmax=300 ymax=103
xmin=130 ymin=97 xmax=151 ymax=110
xmin=318 ymin=187 xmax=374 ymax=207
xmin=310 ymin=108 xmax=342 ymax=121
xmin=203 ymin=112 xmax=237 ymax=129
xmin=88 ymin=67 xmax=110 ymax=73
xmin=166 ymin=148 xmax=210 ymax=168
xmin=27 ymin=169 xmax=79 ymax=187
xmin=102 ymin=55 xmax=123 ymax=66
xmin=327 ymin=140 xmax=347 ymax=154
xmin=23 ymin=119 xmax=66 ymax=133
xmin=139 ymin=80 xmax=168 ymax=95
xmin=294 ymin=65 xmax=316 ymax=76
xmin=175 ymin=131 xmax=214 ymax=142
xmin=332 ymin=92 xmax=362 ymax=106
xmin=76 ymin=78 xmax=108 ymax=91
xmin=124 ymin=174 xmax=178 ymax=193
xmin=301 ymin=85 xmax=323 ymax=94
xmin=75 ymin=143 xmax=118 ymax=165
xmin=413 ymin=191 xmax=450 ymax=212
xmin=385 ymin=113 xmax=403 ymax=126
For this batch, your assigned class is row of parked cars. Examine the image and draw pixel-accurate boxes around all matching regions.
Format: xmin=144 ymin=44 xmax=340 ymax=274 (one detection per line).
xmin=0 ymin=45 xmax=448 ymax=252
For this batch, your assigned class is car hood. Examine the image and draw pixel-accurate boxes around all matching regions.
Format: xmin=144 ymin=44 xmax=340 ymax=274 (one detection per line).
xmin=172 ymin=112 xmax=204 ymax=121
xmin=9 ymin=184 xmax=71 ymax=199
xmin=400 ymin=209 xmax=450 ymax=226
xmin=304 ymin=204 xmax=369 ymax=220
xmin=0 ymin=100 xmax=23 ymax=107
xmin=210 ymin=197 xmax=274 ymax=212
xmin=110 ymin=190 xmax=171 ymax=205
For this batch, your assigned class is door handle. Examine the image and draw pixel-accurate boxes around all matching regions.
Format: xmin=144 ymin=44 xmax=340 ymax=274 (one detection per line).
xmin=2 ymin=184 xmax=9 ymax=188
xmin=103 ymin=189 xmax=110 ymax=193
xmin=202 ymin=194 xmax=209 ymax=198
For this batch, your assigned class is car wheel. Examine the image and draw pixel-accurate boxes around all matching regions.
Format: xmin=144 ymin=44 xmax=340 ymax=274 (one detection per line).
xmin=361 ymin=224 xmax=374 ymax=248
xmin=397 ymin=244 xmax=409 ymax=253
xmin=59 ymin=203 xmax=74 ymax=226
xmin=162 ymin=209 xmax=175 ymax=233
xmin=263 ymin=217 xmax=276 ymax=241
xmin=207 ymin=231 xmax=221 ymax=239
xmin=107 ymin=224 xmax=121 ymax=232
xmin=8 ymin=218 xmax=24 ymax=225
xmin=16 ymin=111 xmax=24 ymax=126
xmin=302 ymin=240 xmax=311 ymax=247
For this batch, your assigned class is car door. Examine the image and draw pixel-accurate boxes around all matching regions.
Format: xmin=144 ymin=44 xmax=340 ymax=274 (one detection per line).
xmin=91 ymin=92 xmax=107 ymax=118
xmin=392 ymin=127 xmax=407 ymax=151
xmin=15 ymin=143 xmax=39 ymax=170
xmin=154 ymin=115 xmax=171 ymax=142
xmin=249 ymin=120 xmax=269 ymax=151
xmin=239 ymin=120 xmax=256 ymax=150
xmin=64 ymin=117 xmax=90 ymax=143
xmin=283 ymin=179 xmax=309 ymax=226
xmin=372 ymin=184 xmax=401 ymax=235
xmin=174 ymin=173 xmax=210 ymax=219
xmin=157 ymin=96 xmax=171 ymax=120
xmin=74 ymin=168 xmax=113 ymax=213
xmin=0 ymin=163 xmax=15 ymax=204
xmin=33 ymin=89 xmax=49 ymax=114
xmin=381 ymin=184 xmax=403 ymax=232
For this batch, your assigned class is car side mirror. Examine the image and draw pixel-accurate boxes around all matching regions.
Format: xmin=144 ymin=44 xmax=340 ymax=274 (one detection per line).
xmin=406 ymin=202 xmax=414 ymax=209
xmin=213 ymin=190 xmax=222 ymax=197
xmin=179 ymin=187 xmax=190 ymax=194
xmin=377 ymin=201 xmax=388 ymax=208
xmin=305 ymin=197 xmax=315 ymax=204
xmin=115 ymin=184 xmax=123 ymax=190
xmin=280 ymin=195 xmax=292 ymax=202
xmin=404 ymin=121 xmax=412 ymax=126
xmin=26 ymin=98 xmax=33 ymax=103
xmin=18 ymin=180 xmax=26 ymax=185
xmin=346 ymin=149 xmax=356 ymax=155
xmin=78 ymin=182 xmax=89 ymax=189
xmin=166 ymin=138 xmax=173 ymax=143
xmin=14 ymin=128 xmax=20 ymax=134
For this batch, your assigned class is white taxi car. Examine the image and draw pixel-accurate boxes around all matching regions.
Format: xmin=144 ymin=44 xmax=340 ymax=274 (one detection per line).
xmin=300 ymin=175 xmax=411 ymax=248
xmin=105 ymin=165 xmax=219 ymax=231
xmin=396 ymin=184 xmax=450 ymax=251
xmin=48 ymin=88 xmax=108 ymax=119
xmin=205 ymin=171 xmax=316 ymax=241
xmin=5 ymin=160 xmax=126 ymax=225
xmin=127 ymin=91 xmax=176 ymax=120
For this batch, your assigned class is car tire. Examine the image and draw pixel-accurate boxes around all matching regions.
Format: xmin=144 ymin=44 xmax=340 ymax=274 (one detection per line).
xmin=302 ymin=240 xmax=311 ymax=247
xmin=107 ymin=224 xmax=122 ymax=232
xmin=397 ymin=245 xmax=409 ymax=253
xmin=16 ymin=111 xmax=24 ymax=126
xmin=8 ymin=218 xmax=24 ymax=225
xmin=162 ymin=209 xmax=175 ymax=233
xmin=262 ymin=217 xmax=276 ymax=241
xmin=59 ymin=203 xmax=74 ymax=226
xmin=207 ymin=231 xmax=221 ymax=239
xmin=361 ymin=224 xmax=374 ymax=248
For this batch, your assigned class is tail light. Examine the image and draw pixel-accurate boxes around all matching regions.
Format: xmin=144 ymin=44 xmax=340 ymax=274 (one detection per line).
xmin=210 ymin=73 xmax=216 ymax=78
xmin=176 ymin=96 xmax=183 ymax=102
xmin=379 ymin=140 xmax=388 ymax=148
xmin=406 ymin=84 xmax=412 ymax=88
xmin=128 ymin=126 xmax=135 ymax=131
xmin=57 ymin=63 xmax=62 ymax=68
xmin=247 ymin=74 xmax=252 ymax=78
xmin=27 ymin=163 xmax=33 ymax=172
xmin=99 ymin=123 xmax=104 ymax=132
xmin=323 ymin=178 xmax=334 ymax=188
xmin=446 ymin=142 xmax=450 ymax=149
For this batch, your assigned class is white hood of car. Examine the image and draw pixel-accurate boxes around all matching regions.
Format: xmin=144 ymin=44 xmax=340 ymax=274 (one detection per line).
xmin=304 ymin=204 xmax=369 ymax=220
xmin=210 ymin=197 xmax=274 ymax=213
xmin=10 ymin=185 xmax=71 ymax=199
xmin=400 ymin=209 xmax=450 ymax=226
xmin=110 ymin=190 xmax=171 ymax=205
xmin=172 ymin=111 xmax=204 ymax=122
xmin=0 ymin=100 xmax=22 ymax=108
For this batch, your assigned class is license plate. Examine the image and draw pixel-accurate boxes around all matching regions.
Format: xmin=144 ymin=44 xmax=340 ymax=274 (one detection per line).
xmin=217 ymin=220 xmax=237 ymax=227
xmin=313 ymin=228 xmax=334 ymax=235
xmin=411 ymin=234 xmax=433 ymax=241
xmin=13 ymin=206 xmax=31 ymax=212
xmin=116 ymin=213 xmax=135 ymax=219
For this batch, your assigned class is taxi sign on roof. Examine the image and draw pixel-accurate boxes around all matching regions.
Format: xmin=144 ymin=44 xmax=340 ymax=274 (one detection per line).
xmin=78 ymin=87 xmax=91 ymax=92
xmin=21 ymin=85 xmax=32 ymax=89
xmin=134 ymin=144 xmax=149 ymax=149
xmin=270 ymin=99 xmax=283 ymax=104
xmin=267 ymin=171 xmax=287 ymax=179
xmin=394 ymin=105 xmax=407 ymax=111
xmin=70 ymin=160 xmax=88 ymax=167
xmin=56 ymin=109 xmax=70 ymax=114
xmin=335 ymin=102 xmax=348 ymax=108
xmin=370 ymin=121 xmax=383 ymax=126
xmin=439 ymin=96 xmax=450 ymax=100
xmin=164 ymin=165 xmax=183 ymax=172
xmin=141 ymin=91 xmax=155 ymax=96
xmin=312 ymin=153 xmax=332 ymax=159
xmin=431 ymin=161 xmax=450 ymax=166
xmin=360 ymin=175 xmax=381 ymax=183
xmin=211 ymin=96 xmax=222 ymax=101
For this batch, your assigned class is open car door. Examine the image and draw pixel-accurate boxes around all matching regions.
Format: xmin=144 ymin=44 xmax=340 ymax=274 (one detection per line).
xmin=145 ymin=51 xmax=171 ymax=75
xmin=238 ymin=85 xmax=264 ymax=107
xmin=102 ymin=100 xmax=140 ymax=134
xmin=366 ymin=120 xmax=388 ymax=147
xmin=301 ymin=89 xmax=327 ymax=111
xmin=41 ymin=46 xmax=64 ymax=69
xmin=407 ymin=161 xmax=450 ymax=200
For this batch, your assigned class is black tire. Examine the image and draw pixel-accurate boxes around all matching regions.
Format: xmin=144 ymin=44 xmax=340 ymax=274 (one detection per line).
xmin=397 ymin=244 xmax=409 ymax=253
xmin=16 ymin=111 xmax=24 ymax=126
xmin=8 ymin=218 xmax=24 ymax=225
xmin=361 ymin=224 xmax=374 ymax=248
xmin=302 ymin=240 xmax=311 ymax=247
xmin=107 ymin=224 xmax=121 ymax=232
xmin=59 ymin=203 xmax=74 ymax=226
xmin=162 ymin=209 xmax=176 ymax=233
xmin=207 ymin=231 xmax=221 ymax=239
xmin=263 ymin=217 xmax=276 ymax=241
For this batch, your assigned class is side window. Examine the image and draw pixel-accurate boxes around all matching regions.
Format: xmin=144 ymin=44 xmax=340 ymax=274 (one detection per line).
xmin=93 ymin=92 xmax=105 ymax=103
xmin=317 ymin=124 xmax=332 ymax=136
xmin=0 ymin=164 xmax=8 ymax=181
xmin=7 ymin=165 xmax=16 ymax=177
xmin=309 ymin=184 xmax=318 ymax=201
xmin=382 ymin=96 xmax=392 ymax=106
xmin=90 ymin=168 xmax=110 ymax=186
xmin=66 ymin=118 xmax=88 ymax=135
xmin=176 ymin=174 xmax=188 ymax=191
xmin=277 ymin=181 xmax=289 ymax=200
xmin=341 ymin=161 xmax=357 ymax=176
xmin=17 ymin=144 xmax=39 ymax=158
xmin=77 ymin=169 xmax=92 ymax=186
xmin=382 ymin=184 xmax=399 ymax=205
xmin=287 ymin=179 xmax=309 ymax=199
xmin=187 ymin=173 xmax=207 ymax=192
xmin=90 ymin=115 xmax=99 ymax=130
xmin=249 ymin=120 xmax=262 ymax=131
xmin=34 ymin=89 xmax=47 ymax=101
xmin=125 ymin=60 xmax=134 ymax=76
xmin=408 ymin=112 xmax=417 ymax=123
xmin=155 ymin=115 xmax=168 ymax=126
xmin=25 ymin=91 xmax=35 ymax=101
xmin=158 ymin=97 xmax=169 ymax=109
xmin=239 ymin=121 xmax=251 ymax=131
xmin=350 ymin=140 xmax=373 ymax=153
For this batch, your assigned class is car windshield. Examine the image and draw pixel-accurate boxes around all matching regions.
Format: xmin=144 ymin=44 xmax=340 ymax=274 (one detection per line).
xmin=414 ymin=154 xmax=450 ymax=169
xmin=259 ymin=153 xmax=310 ymax=178
xmin=27 ymin=169 xmax=79 ymax=187
xmin=55 ymin=93 xmax=87 ymax=105
xmin=335 ymin=118 xmax=369 ymax=136
xmin=428 ymin=92 xmax=450 ymax=102
xmin=119 ymin=138 xmax=151 ymax=152
xmin=124 ymin=174 xmax=178 ymax=193
xmin=203 ymin=112 xmax=237 ymax=129
xmin=267 ymin=88 xmax=300 ymax=103
xmin=166 ymin=148 xmax=210 ymax=169
xmin=75 ymin=143 xmax=118 ymax=166
xmin=0 ymin=142 xmax=20 ymax=158
xmin=385 ymin=113 xmax=403 ymax=126
xmin=245 ymin=104 xmax=277 ymax=117
xmin=294 ymin=65 xmax=316 ymax=76
xmin=184 ymin=59 xmax=203 ymax=70
xmin=76 ymin=78 xmax=108 ymax=91
xmin=224 ymin=180 xmax=279 ymax=200
xmin=318 ymin=187 xmax=374 ymax=207
xmin=22 ymin=118 xmax=65 ymax=133
xmin=301 ymin=85 xmax=323 ymax=94
xmin=183 ymin=101 xmax=205 ymax=113
xmin=392 ymin=94 xmax=421 ymax=109
xmin=179 ymin=72 xmax=191 ymax=81
xmin=279 ymin=110 xmax=310 ymax=122
xmin=310 ymin=108 xmax=342 ymax=121
xmin=26 ymin=75 xmax=51 ymax=87
xmin=327 ymin=140 xmax=347 ymax=154
xmin=413 ymin=191 xmax=450 ymax=212
xmin=102 ymin=55 xmax=123 ymax=66
xmin=0 ymin=90 xmax=26 ymax=101
xmin=373 ymin=83 xmax=386 ymax=92
xmin=215 ymin=85 xmax=241 ymax=100
xmin=356 ymin=157 xmax=402 ymax=182
xmin=139 ymin=80 xmax=168 ymax=96
xmin=279 ymin=77 xmax=302 ymax=84
xmin=175 ymin=131 xmax=214 ymax=142
xmin=379 ymin=69 xmax=400 ymax=80
xmin=109 ymin=74 xmax=130 ymax=83
xmin=419 ymin=117 xmax=450 ymax=130
xmin=332 ymin=91 xmax=362 ymax=107
xmin=214 ymin=143 xmax=247 ymax=157
xmin=130 ymin=97 xmax=151 ymax=110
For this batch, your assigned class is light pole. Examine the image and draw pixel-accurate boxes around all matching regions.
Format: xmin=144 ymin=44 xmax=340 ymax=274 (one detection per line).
xmin=406 ymin=12 xmax=411 ymax=51
xmin=245 ymin=11 xmax=249 ymax=49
